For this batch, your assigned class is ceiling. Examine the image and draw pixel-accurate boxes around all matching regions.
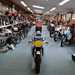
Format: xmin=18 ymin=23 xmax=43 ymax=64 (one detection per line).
xmin=13 ymin=0 xmax=75 ymax=14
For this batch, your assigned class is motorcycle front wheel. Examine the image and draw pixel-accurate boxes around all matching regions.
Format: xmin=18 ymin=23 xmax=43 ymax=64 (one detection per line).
xmin=35 ymin=64 xmax=40 ymax=74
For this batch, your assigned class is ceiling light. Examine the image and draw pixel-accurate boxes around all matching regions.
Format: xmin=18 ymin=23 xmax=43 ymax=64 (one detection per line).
xmin=34 ymin=9 xmax=43 ymax=13
xmin=59 ymin=0 xmax=70 ymax=6
xmin=30 ymin=10 xmax=33 ymax=13
xmin=45 ymin=0 xmax=48 ymax=1
xmin=21 ymin=1 xmax=27 ymax=7
xmin=32 ymin=5 xmax=45 ymax=9
xmin=50 ymin=7 xmax=56 ymax=12
xmin=45 ymin=11 xmax=49 ymax=14
xmin=27 ymin=7 xmax=31 ymax=11
xmin=27 ymin=7 xmax=33 ymax=13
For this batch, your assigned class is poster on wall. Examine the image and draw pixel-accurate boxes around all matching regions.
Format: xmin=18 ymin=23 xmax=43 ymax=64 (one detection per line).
xmin=72 ymin=14 xmax=75 ymax=20
xmin=66 ymin=14 xmax=71 ymax=21
xmin=63 ymin=15 xmax=66 ymax=21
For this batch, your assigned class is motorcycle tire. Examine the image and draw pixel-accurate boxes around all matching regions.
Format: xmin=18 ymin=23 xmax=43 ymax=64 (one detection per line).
xmin=35 ymin=64 xmax=40 ymax=74
xmin=72 ymin=54 xmax=75 ymax=62
xmin=60 ymin=35 xmax=66 ymax=47
xmin=54 ymin=37 xmax=57 ymax=42
xmin=0 ymin=40 xmax=6 ymax=48
xmin=60 ymin=40 xmax=64 ymax=47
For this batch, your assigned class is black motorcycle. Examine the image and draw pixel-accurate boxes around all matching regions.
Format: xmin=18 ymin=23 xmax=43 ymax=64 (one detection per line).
xmin=48 ymin=26 xmax=55 ymax=38
xmin=60 ymin=34 xmax=71 ymax=47
xmin=54 ymin=31 xmax=62 ymax=42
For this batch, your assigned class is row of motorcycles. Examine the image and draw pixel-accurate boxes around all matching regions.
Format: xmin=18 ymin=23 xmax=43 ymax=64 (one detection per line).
xmin=48 ymin=23 xmax=72 ymax=47
xmin=48 ymin=23 xmax=75 ymax=62
xmin=0 ymin=21 xmax=31 ymax=52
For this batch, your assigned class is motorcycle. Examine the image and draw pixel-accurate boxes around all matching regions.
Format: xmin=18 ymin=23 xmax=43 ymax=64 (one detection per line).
xmin=60 ymin=34 xmax=72 ymax=47
xmin=54 ymin=31 xmax=62 ymax=42
xmin=54 ymin=31 xmax=59 ymax=41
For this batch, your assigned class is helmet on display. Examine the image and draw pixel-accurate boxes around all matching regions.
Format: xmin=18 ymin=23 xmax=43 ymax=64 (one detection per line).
xmin=13 ymin=27 xmax=18 ymax=32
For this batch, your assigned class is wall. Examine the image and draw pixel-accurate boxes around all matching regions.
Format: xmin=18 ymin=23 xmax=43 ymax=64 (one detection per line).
xmin=0 ymin=2 xmax=8 ymax=15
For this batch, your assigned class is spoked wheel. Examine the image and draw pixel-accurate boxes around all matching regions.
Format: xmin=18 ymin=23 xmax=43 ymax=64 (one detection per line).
xmin=0 ymin=39 xmax=7 ymax=48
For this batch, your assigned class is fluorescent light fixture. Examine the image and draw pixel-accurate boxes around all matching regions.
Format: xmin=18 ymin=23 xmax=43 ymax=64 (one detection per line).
xmin=30 ymin=10 xmax=33 ymax=13
xmin=21 ymin=1 xmax=27 ymax=7
xmin=27 ymin=7 xmax=33 ymax=13
xmin=32 ymin=5 xmax=45 ymax=9
xmin=6 ymin=7 xmax=8 ymax=10
xmin=45 ymin=11 xmax=50 ymax=14
xmin=34 ymin=9 xmax=43 ymax=13
xmin=50 ymin=7 xmax=56 ymax=12
xmin=27 ymin=7 xmax=31 ymax=11
xmin=30 ymin=9 xmax=32 ymax=12
xmin=59 ymin=0 xmax=70 ymax=6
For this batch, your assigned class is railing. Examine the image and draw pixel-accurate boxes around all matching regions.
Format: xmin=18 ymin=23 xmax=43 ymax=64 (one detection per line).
xmin=0 ymin=21 xmax=25 ymax=28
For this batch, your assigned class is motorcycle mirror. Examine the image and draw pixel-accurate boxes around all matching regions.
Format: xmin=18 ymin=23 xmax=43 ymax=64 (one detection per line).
xmin=32 ymin=32 xmax=35 ymax=35
xmin=44 ymin=41 xmax=48 ymax=45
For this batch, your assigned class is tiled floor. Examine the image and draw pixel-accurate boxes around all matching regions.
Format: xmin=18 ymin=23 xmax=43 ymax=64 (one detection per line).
xmin=0 ymin=26 xmax=75 ymax=75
